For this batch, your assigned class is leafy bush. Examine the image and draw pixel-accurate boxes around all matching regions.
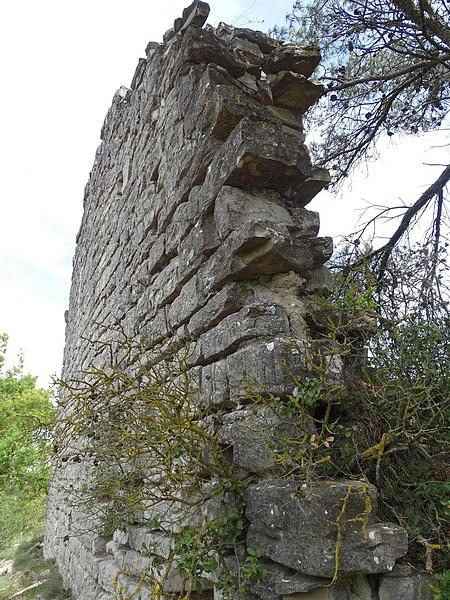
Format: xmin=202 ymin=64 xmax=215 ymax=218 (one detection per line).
xmin=54 ymin=325 xmax=256 ymax=599
xmin=0 ymin=334 xmax=55 ymax=549
xmin=305 ymin=244 xmax=450 ymax=569
xmin=431 ymin=570 xmax=450 ymax=600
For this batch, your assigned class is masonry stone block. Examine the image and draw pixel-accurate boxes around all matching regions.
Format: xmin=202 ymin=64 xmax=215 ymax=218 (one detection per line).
xmin=217 ymin=405 xmax=314 ymax=475
xmin=245 ymin=479 xmax=408 ymax=578
xmin=269 ymin=71 xmax=326 ymax=112
xmin=263 ymin=44 xmax=321 ymax=78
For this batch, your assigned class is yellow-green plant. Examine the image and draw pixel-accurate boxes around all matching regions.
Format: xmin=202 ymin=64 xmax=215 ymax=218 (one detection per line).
xmin=301 ymin=245 xmax=449 ymax=571
xmin=54 ymin=237 xmax=450 ymax=595
xmin=54 ymin=324 xmax=263 ymax=599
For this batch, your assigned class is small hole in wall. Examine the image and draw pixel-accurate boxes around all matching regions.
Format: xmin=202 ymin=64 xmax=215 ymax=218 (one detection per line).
xmin=151 ymin=161 xmax=160 ymax=182
xmin=218 ymin=444 xmax=234 ymax=467
xmin=314 ymin=401 xmax=328 ymax=425
xmin=367 ymin=573 xmax=381 ymax=600
xmin=116 ymin=173 xmax=123 ymax=196
xmin=191 ymin=164 xmax=208 ymax=187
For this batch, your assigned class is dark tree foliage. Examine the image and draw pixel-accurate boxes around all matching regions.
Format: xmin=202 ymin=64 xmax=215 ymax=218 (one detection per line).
xmin=275 ymin=0 xmax=450 ymax=275
xmin=323 ymin=242 xmax=450 ymax=571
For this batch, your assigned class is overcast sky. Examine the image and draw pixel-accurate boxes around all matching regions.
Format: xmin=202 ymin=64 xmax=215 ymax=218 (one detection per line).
xmin=0 ymin=0 xmax=447 ymax=387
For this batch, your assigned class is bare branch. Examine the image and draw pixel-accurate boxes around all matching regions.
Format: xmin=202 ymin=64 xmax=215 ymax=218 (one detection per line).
xmin=361 ymin=163 xmax=450 ymax=279
xmin=324 ymin=54 xmax=450 ymax=92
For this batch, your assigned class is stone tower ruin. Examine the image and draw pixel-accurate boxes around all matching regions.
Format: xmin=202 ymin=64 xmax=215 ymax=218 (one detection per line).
xmin=44 ymin=3 xmax=427 ymax=599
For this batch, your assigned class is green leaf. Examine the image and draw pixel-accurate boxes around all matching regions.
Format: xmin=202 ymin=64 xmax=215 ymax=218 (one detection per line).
xmin=145 ymin=517 xmax=161 ymax=529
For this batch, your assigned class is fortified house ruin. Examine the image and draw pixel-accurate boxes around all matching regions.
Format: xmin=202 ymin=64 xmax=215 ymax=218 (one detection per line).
xmin=44 ymin=3 xmax=432 ymax=599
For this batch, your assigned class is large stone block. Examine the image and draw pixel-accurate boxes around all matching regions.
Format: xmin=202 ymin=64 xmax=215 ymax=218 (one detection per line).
xmin=188 ymin=302 xmax=291 ymax=366
xmin=378 ymin=564 xmax=434 ymax=600
xmin=204 ymin=119 xmax=312 ymax=199
xmin=168 ymin=219 xmax=315 ymax=332
xmin=278 ymin=575 xmax=373 ymax=600
xmin=187 ymin=282 xmax=247 ymax=337
xmin=200 ymin=337 xmax=314 ymax=407
xmin=181 ymin=26 xmax=247 ymax=77
xmin=214 ymin=185 xmax=294 ymax=241
xmin=267 ymin=105 xmax=304 ymax=132
xmin=245 ymin=479 xmax=408 ymax=578
xmin=270 ymin=71 xmax=326 ymax=112
xmin=296 ymin=167 xmax=331 ymax=206
xmin=264 ymin=44 xmax=321 ymax=78
xmin=180 ymin=0 xmax=210 ymax=31
xmin=214 ymin=22 xmax=280 ymax=54
xmin=127 ymin=527 xmax=173 ymax=559
xmin=217 ymin=405 xmax=314 ymax=475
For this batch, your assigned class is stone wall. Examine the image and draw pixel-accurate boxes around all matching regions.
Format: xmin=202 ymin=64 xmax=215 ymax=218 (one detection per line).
xmin=44 ymin=3 xmax=430 ymax=599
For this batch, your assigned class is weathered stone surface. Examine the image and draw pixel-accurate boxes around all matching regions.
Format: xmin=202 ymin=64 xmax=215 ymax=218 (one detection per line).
xmin=245 ymin=479 xmax=408 ymax=577
xmin=106 ymin=541 xmax=153 ymax=572
xmin=264 ymin=44 xmax=321 ymax=77
xmin=188 ymin=302 xmax=291 ymax=366
xmin=91 ymin=536 xmax=111 ymax=556
xmin=267 ymin=105 xmax=304 ymax=132
xmin=249 ymin=559 xmax=329 ymax=599
xmin=296 ymin=166 xmax=331 ymax=205
xmin=217 ymin=405 xmax=314 ymax=475
xmin=214 ymin=186 xmax=293 ymax=241
xmin=214 ymin=22 xmax=280 ymax=53
xmin=232 ymin=37 xmax=264 ymax=65
xmin=309 ymin=235 xmax=334 ymax=265
xmin=288 ymin=207 xmax=320 ymax=236
xmin=43 ymin=4 xmax=410 ymax=600
xmin=135 ymin=498 xmax=204 ymax=533
xmin=270 ymin=71 xmax=326 ymax=111
xmin=220 ymin=556 xmax=329 ymax=600
xmin=206 ymin=118 xmax=313 ymax=197
xmin=280 ymin=575 xmax=373 ymax=600
xmin=186 ymin=282 xmax=247 ymax=336
xmin=235 ymin=223 xmax=316 ymax=273
xmin=127 ymin=527 xmax=173 ymax=559
xmin=181 ymin=27 xmax=248 ymax=77
xmin=210 ymin=220 xmax=312 ymax=283
xmin=106 ymin=539 xmax=200 ymax=593
xmin=378 ymin=564 xmax=434 ymax=600
xmin=130 ymin=58 xmax=146 ymax=90
xmin=306 ymin=265 xmax=335 ymax=297
xmin=112 ymin=529 xmax=128 ymax=546
xmin=181 ymin=0 xmax=210 ymax=31
xmin=200 ymin=338 xmax=314 ymax=407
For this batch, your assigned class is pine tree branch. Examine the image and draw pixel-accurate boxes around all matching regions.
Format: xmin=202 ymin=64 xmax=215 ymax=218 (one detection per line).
xmin=323 ymin=54 xmax=450 ymax=92
xmin=391 ymin=0 xmax=450 ymax=48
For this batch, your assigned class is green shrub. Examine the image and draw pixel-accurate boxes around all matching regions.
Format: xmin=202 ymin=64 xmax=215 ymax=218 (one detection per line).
xmin=0 ymin=333 xmax=54 ymax=551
